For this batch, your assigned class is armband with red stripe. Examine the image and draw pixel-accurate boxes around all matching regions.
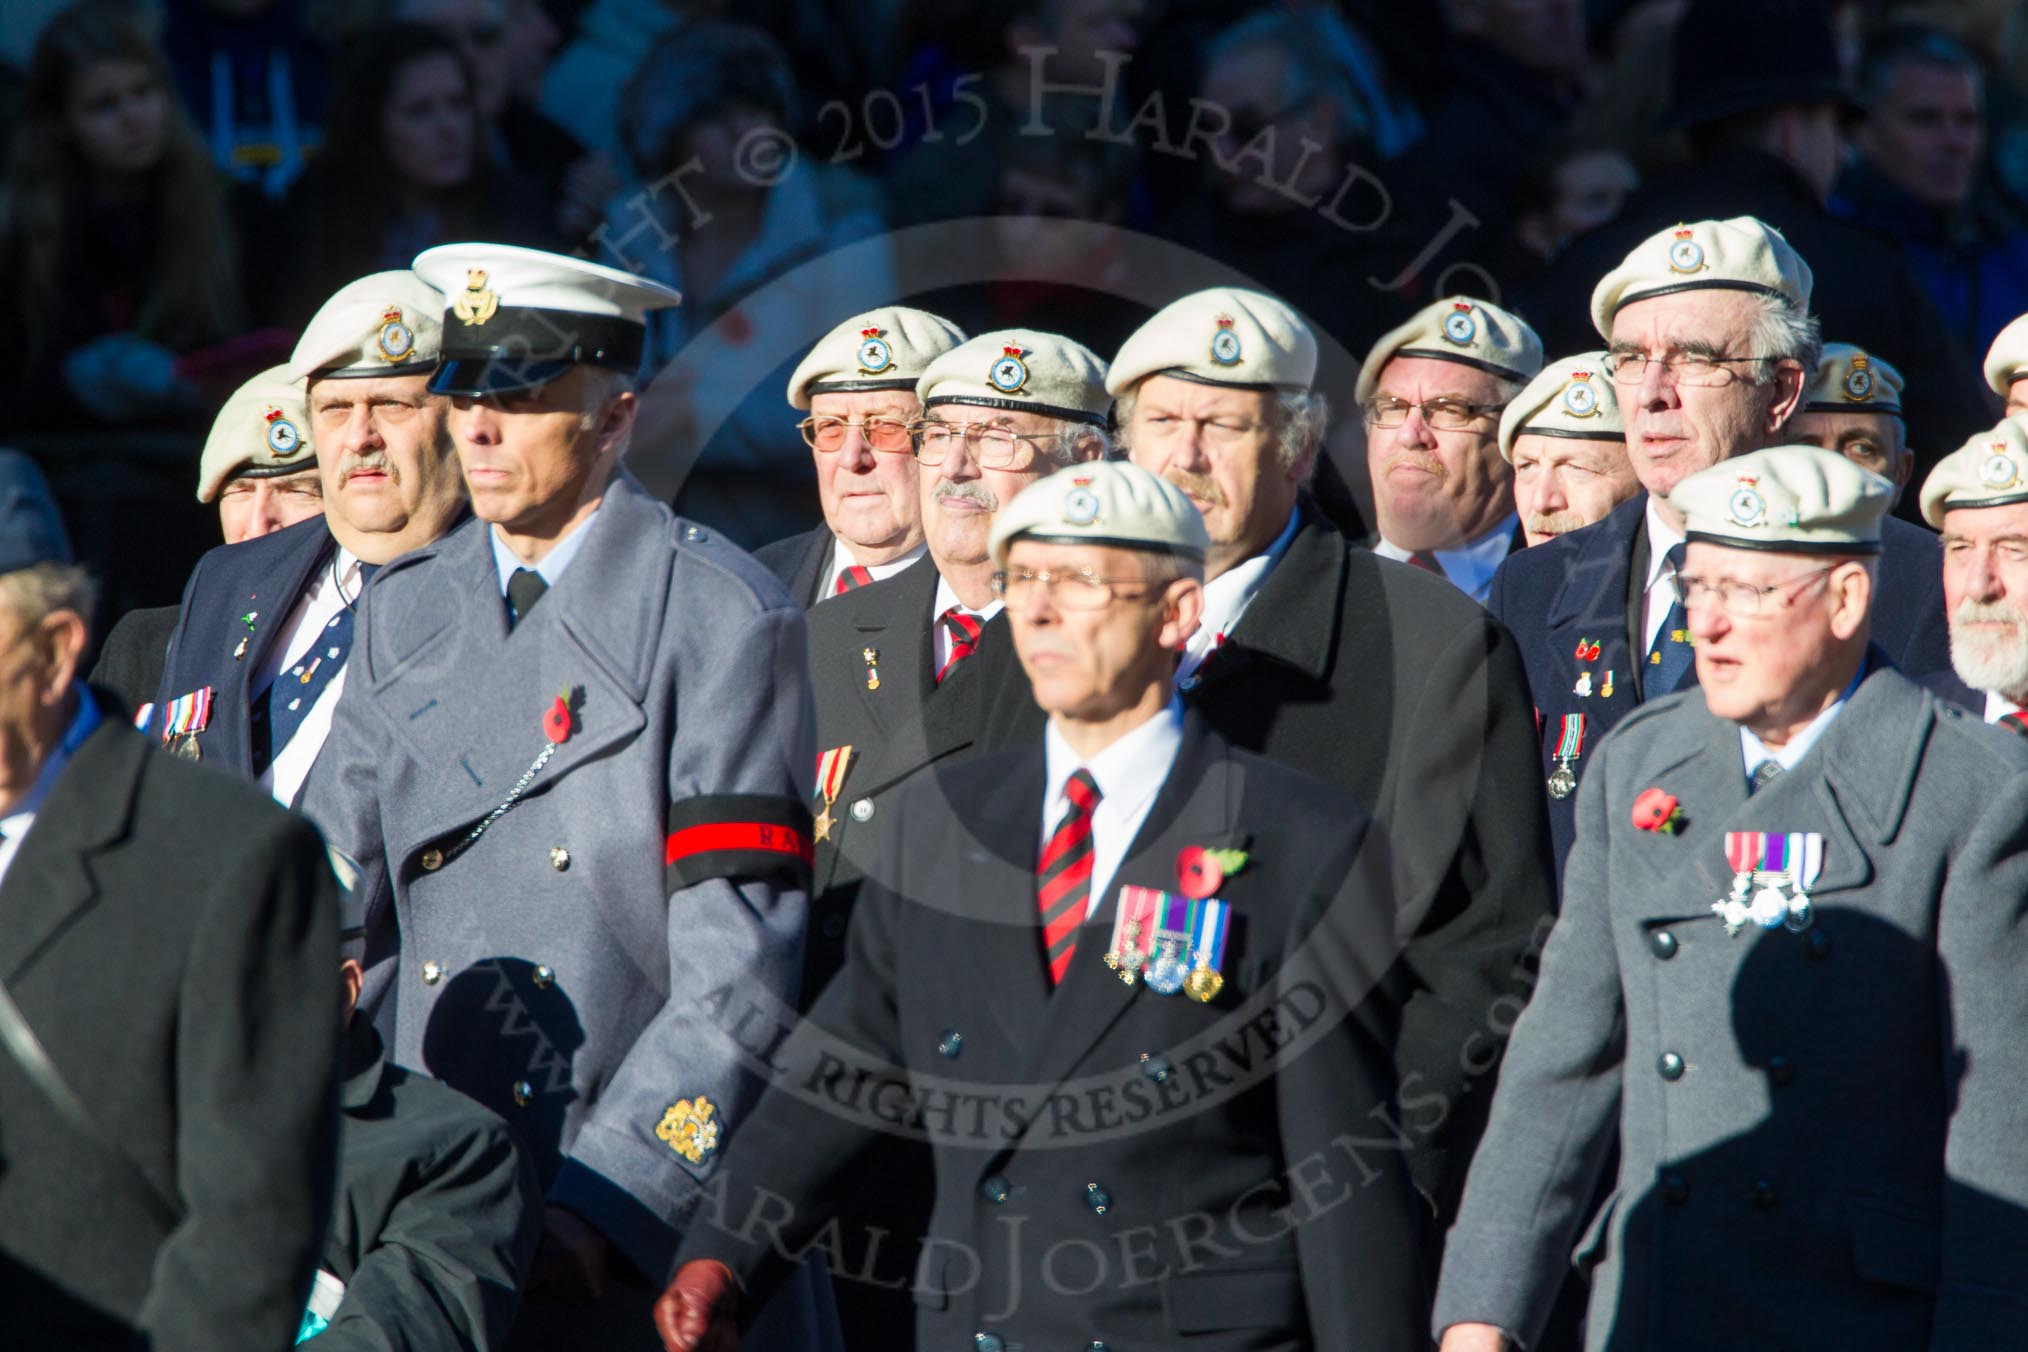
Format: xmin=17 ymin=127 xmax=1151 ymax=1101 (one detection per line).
xmin=664 ymin=794 xmax=813 ymax=893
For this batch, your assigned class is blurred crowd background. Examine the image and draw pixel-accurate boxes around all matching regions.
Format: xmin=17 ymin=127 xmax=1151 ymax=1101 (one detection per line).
xmin=5 ymin=0 xmax=2028 ymax=634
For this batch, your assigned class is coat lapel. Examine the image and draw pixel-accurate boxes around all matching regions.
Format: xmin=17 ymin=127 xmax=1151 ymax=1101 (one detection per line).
xmin=929 ymin=747 xmax=1053 ymax=1049
xmin=833 ymin=556 xmax=944 ymax=797
xmin=0 ymin=718 xmax=142 ymax=982
xmin=1192 ymin=512 xmax=1342 ymax=696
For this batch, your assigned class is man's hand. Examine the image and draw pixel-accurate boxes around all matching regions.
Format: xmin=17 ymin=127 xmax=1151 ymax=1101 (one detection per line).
xmin=524 ymin=1204 xmax=612 ymax=1304
xmin=1439 ymin=1322 xmax=1513 ymax=1352
xmin=654 ymin=1259 xmax=741 ymax=1352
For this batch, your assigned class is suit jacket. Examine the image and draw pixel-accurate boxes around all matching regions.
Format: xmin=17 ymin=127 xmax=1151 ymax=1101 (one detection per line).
xmin=301 ymin=474 xmax=818 ymax=1300
xmin=150 ymin=514 xmax=339 ymax=778
xmin=1180 ymin=511 xmax=1558 ymax=1225
xmin=802 ymin=552 xmax=1045 ymax=998
xmin=755 ymin=525 xmax=833 ymax=609
xmin=316 ymin=1021 xmax=543 ymax=1352
xmin=1488 ymin=493 xmax=1953 ymax=868
xmin=1434 ymin=662 xmax=2028 ymax=1350
xmin=89 ymin=602 xmax=179 ymax=718
xmin=681 ymin=713 xmax=1429 ymax=1350
xmin=0 ymin=708 xmax=340 ymax=1350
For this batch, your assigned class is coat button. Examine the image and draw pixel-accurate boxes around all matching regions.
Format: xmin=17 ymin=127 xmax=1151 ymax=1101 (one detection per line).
xmin=1663 ymin=1172 xmax=1689 ymax=1205
xmin=850 ymin=798 xmax=874 ymax=822
xmin=533 ymin=964 xmax=556 ymax=989
xmin=937 ymin=1030 xmax=963 ymax=1059
xmin=421 ymin=960 xmax=445 ymax=985
xmin=981 ymin=1175 xmax=1010 ymax=1205
xmin=1805 ymin=930 xmax=1833 ymax=960
xmin=1657 ymin=1051 xmax=1685 ymax=1081
xmin=1140 ymin=1053 xmax=1171 ymax=1082
xmin=1649 ymin=929 xmax=1678 ymax=960
xmin=1767 ymin=1055 xmax=1796 ymax=1086
xmin=512 ymin=1080 xmax=533 ymax=1107
xmin=974 ymin=1335 xmax=1004 ymax=1352
xmin=1084 ymin=1183 xmax=1111 ymax=1214
xmin=1751 ymin=1179 xmax=1777 ymax=1210
xmin=684 ymin=525 xmax=708 ymax=543
xmin=1088 ymin=1344 xmax=1108 ymax=1352
xmin=420 ymin=848 xmax=443 ymax=871
xmin=549 ymin=847 xmax=570 ymax=871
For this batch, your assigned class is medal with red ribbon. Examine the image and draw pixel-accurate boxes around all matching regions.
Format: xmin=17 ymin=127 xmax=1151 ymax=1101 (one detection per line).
xmin=813 ymin=746 xmax=854 ymax=842
xmin=1106 ymin=885 xmax=1162 ymax=985
xmin=1715 ymin=831 xmax=1824 ymax=935
xmin=1547 ymin=714 xmax=1585 ymax=799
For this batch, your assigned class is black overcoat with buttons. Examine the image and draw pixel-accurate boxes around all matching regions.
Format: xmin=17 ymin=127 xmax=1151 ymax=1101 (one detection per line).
xmin=754 ymin=525 xmax=832 ymax=610
xmin=679 ymin=712 xmax=1429 ymax=1351
xmin=1433 ymin=661 xmax=2028 ymax=1350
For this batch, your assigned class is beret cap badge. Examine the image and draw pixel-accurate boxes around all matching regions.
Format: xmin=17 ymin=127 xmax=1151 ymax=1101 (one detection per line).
xmin=376 ymin=305 xmax=415 ymax=363
xmin=1727 ymin=473 xmax=1767 ymax=527
xmin=1981 ymin=445 xmax=2020 ymax=490
xmin=1561 ymin=372 xmax=1601 ymax=418
xmin=1209 ymin=314 xmax=1243 ymax=367
xmin=452 ymin=268 xmax=498 ymax=326
xmin=1667 ymin=226 xmax=1707 ymax=275
xmin=1842 ymin=354 xmax=1874 ymax=402
xmin=989 ymin=344 xmax=1031 ymax=395
xmin=855 ymin=325 xmax=895 ymax=375
xmin=1062 ymin=473 xmax=1102 ymax=526
xmin=1441 ymin=301 xmax=1476 ymax=346
xmin=263 ymin=405 xmax=301 ymax=454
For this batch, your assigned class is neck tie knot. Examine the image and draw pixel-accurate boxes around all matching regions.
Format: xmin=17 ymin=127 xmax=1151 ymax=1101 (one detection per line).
xmin=2001 ymin=711 xmax=2028 ymax=738
xmin=1062 ymin=768 xmax=1101 ymax=816
xmin=507 ymin=568 xmax=548 ymax=627
xmin=836 ymin=565 xmax=874 ymax=594
xmin=1750 ymin=759 xmax=1785 ymax=793
xmin=936 ymin=606 xmax=985 ymax=682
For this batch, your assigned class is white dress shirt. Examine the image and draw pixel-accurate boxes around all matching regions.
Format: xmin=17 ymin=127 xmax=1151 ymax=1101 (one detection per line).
xmin=1738 ymin=667 xmax=1864 ymax=787
xmin=490 ymin=507 xmax=601 ymax=594
xmin=253 ymin=546 xmax=364 ymax=807
xmin=821 ymin=539 xmax=924 ymax=599
xmin=1373 ymin=513 xmax=1519 ymax=604
xmin=1641 ymin=497 xmax=1688 ymax=658
xmin=1040 ymin=699 xmax=1185 ymax=922
xmin=931 ymin=574 xmax=1004 ymax=673
xmin=0 ymin=687 xmax=102 ymax=888
xmin=1178 ymin=509 xmax=1299 ymax=683
xmin=1984 ymin=691 xmax=2026 ymax=725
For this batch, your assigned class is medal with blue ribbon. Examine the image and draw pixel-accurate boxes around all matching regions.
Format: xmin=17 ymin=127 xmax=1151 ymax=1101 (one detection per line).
xmin=1714 ymin=831 xmax=1823 ymax=935
xmin=1185 ymin=897 xmax=1231 ymax=1002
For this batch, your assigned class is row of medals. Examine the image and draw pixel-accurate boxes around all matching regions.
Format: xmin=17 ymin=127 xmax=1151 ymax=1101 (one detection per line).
xmin=1105 ymin=917 xmax=1222 ymax=1002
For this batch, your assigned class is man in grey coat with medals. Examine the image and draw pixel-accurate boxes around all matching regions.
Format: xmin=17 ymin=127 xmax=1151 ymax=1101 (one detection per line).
xmin=1436 ymin=445 xmax=2028 ymax=1351
xmin=303 ymin=243 xmax=833 ymax=1349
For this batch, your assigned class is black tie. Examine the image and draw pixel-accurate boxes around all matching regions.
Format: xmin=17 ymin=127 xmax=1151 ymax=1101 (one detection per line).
xmin=507 ymin=568 xmax=548 ymax=629
xmin=1750 ymin=760 xmax=1784 ymax=794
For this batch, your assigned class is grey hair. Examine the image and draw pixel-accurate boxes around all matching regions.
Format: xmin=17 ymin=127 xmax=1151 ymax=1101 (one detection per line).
xmin=1114 ymin=386 xmax=1328 ymax=474
xmin=577 ymin=367 xmax=638 ymax=436
xmin=1046 ymin=417 xmax=1112 ymax=465
xmin=1744 ymin=294 xmax=1823 ymax=387
xmin=0 ymin=562 xmax=95 ymax=631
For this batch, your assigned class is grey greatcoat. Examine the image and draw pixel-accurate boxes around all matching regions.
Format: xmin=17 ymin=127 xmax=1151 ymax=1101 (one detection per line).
xmin=1433 ymin=660 xmax=2028 ymax=1350
xmin=302 ymin=473 xmax=821 ymax=1327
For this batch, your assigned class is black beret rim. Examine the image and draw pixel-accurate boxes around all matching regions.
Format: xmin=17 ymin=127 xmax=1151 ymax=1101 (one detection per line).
xmin=1800 ymin=400 xmax=1903 ymax=417
xmin=1511 ymin=426 xmax=1627 ymax=443
xmin=1140 ymin=367 xmax=1312 ymax=395
xmin=1936 ymin=490 xmax=2028 ymax=513
xmin=1391 ymin=347 xmax=1533 ymax=385
xmin=1608 ymin=279 xmax=1790 ymax=318
xmin=228 ymin=457 xmax=319 ymax=481
xmin=923 ymin=394 xmax=1109 ymax=425
xmin=310 ymin=359 xmax=440 ymax=380
xmin=1003 ymin=529 xmax=1205 ymax=560
xmin=1683 ymin=530 xmax=1883 ymax=555
xmin=807 ymin=377 xmax=922 ymax=395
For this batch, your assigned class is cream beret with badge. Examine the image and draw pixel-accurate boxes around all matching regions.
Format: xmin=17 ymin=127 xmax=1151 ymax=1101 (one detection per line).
xmin=1591 ymin=216 xmax=1814 ymax=339
xmin=1669 ymin=444 xmax=1890 ymax=554
xmin=990 ymin=459 xmax=1210 ymax=565
xmin=1801 ymin=343 xmax=1903 ymax=416
xmin=1355 ymin=296 xmax=1544 ymax=404
xmin=918 ymin=329 xmax=1111 ymax=425
xmin=786 ymin=307 xmax=968 ymax=408
xmin=196 ymin=364 xmax=315 ymax=503
xmin=1498 ymin=351 xmax=1623 ymax=462
xmin=1982 ymin=314 xmax=2028 ymax=398
xmin=1918 ymin=419 xmax=2028 ymax=527
xmin=1106 ymin=286 xmax=1317 ymax=395
xmin=288 ymin=270 xmax=445 ymax=380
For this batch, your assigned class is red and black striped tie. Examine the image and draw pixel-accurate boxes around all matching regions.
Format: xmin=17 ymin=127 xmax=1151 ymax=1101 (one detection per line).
xmin=1038 ymin=770 xmax=1101 ymax=985
xmin=936 ymin=606 xmax=984 ymax=682
xmin=2001 ymin=711 xmax=2028 ymax=738
xmin=835 ymin=565 xmax=873 ymax=594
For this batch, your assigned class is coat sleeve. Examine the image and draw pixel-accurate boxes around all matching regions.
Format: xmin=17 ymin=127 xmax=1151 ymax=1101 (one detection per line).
xmin=548 ymin=599 xmax=819 ymax=1282
xmin=1932 ymin=768 xmax=2028 ymax=1343
xmin=1431 ymin=731 xmax=1625 ymax=1348
xmin=136 ymin=811 xmax=342 ymax=1352
xmin=315 ymin=1104 xmax=545 ymax=1352
xmin=1385 ymin=608 xmax=1561 ymax=1219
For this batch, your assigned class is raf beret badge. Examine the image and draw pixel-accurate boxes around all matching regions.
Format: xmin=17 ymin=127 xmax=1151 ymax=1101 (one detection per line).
xmin=856 ymin=325 xmax=893 ymax=375
xmin=1842 ymin=354 xmax=1874 ymax=402
xmin=1667 ymin=226 xmax=1706 ymax=275
xmin=1210 ymin=314 xmax=1242 ymax=367
xmin=1442 ymin=301 xmax=1476 ymax=346
xmin=377 ymin=306 xmax=415 ymax=362
xmin=1727 ymin=472 xmax=1767 ymax=527
xmin=1062 ymin=474 xmax=1101 ymax=526
xmin=1561 ymin=371 xmax=1601 ymax=418
xmin=263 ymin=406 xmax=301 ymax=455
xmin=1982 ymin=442 xmax=2020 ymax=491
xmin=990 ymin=343 xmax=1030 ymax=395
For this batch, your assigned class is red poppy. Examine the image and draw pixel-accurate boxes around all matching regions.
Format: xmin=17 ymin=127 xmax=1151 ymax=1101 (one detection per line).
xmin=1632 ymin=787 xmax=1683 ymax=834
xmin=543 ymin=693 xmax=573 ymax=744
xmin=1176 ymin=845 xmax=1222 ymax=899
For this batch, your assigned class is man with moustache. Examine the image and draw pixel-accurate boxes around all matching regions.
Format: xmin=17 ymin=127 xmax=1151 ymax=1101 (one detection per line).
xmin=1436 ymin=445 xmax=2028 ymax=1352
xmin=1500 ymin=353 xmax=1640 ymax=546
xmin=149 ymin=271 xmax=467 ymax=807
xmin=1358 ymin=296 xmax=1545 ymax=601
xmin=657 ymin=462 xmax=1428 ymax=1352
xmin=93 ymin=364 xmax=326 ymax=716
xmin=1787 ymin=344 xmax=1915 ymax=503
xmin=1917 ymin=418 xmax=2028 ymax=724
xmin=1108 ymin=286 xmax=1557 ymax=1239
xmin=1488 ymin=217 xmax=1951 ymax=868
xmin=757 ymin=307 xmax=964 ymax=607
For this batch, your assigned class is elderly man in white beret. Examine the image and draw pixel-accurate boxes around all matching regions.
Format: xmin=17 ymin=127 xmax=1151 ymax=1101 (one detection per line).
xmin=146 ymin=270 xmax=467 ymax=809
xmin=1489 ymin=216 xmax=1951 ymax=871
xmin=659 ymin=460 xmax=1428 ymax=1352
xmin=1786 ymin=343 xmax=1914 ymax=502
xmin=1500 ymin=352 xmax=1639 ymax=547
xmin=1108 ymin=285 xmax=1557 ymax=1253
xmin=1919 ymin=419 xmax=2028 ymax=726
xmin=1984 ymin=312 xmax=2028 ymax=418
xmin=1356 ymin=295 xmax=1545 ymax=599
xmin=1439 ymin=444 xmax=2028 ymax=1352
xmin=758 ymin=307 xmax=967 ymax=607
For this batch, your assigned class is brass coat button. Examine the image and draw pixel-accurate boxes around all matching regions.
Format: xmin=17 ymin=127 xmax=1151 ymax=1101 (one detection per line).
xmin=420 ymin=848 xmax=443 ymax=871
xmin=534 ymin=964 xmax=556 ymax=989
xmin=550 ymin=847 xmax=570 ymax=871
xmin=512 ymin=1080 xmax=533 ymax=1107
xmin=422 ymin=960 xmax=444 ymax=985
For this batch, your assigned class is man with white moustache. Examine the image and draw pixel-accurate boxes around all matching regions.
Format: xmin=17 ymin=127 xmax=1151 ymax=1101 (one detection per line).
xmin=1499 ymin=352 xmax=1640 ymax=546
xmin=1918 ymin=417 xmax=2028 ymax=727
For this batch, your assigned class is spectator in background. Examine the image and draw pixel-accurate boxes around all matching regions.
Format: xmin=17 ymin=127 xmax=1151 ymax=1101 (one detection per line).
xmin=0 ymin=2 xmax=246 ymax=435
xmin=600 ymin=19 xmax=891 ymax=545
xmin=160 ymin=0 xmax=328 ymax=196
xmin=1510 ymin=143 xmax=1640 ymax=266
xmin=536 ymin=0 xmax=723 ymax=164
xmin=265 ymin=23 xmax=555 ymax=326
xmin=1832 ymin=26 xmax=2028 ymax=362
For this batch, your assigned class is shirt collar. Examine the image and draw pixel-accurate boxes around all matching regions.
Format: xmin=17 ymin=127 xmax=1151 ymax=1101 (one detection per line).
xmin=1739 ymin=663 xmax=1866 ymax=779
xmin=1043 ymin=697 xmax=1184 ymax=825
xmin=491 ymin=506 xmax=602 ymax=596
xmin=1984 ymin=689 xmax=2025 ymax=724
xmin=827 ymin=539 xmax=925 ymax=594
xmin=0 ymin=686 xmax=101 ymax=839
xmin=1644 ymin=496 xmax=1686 ymax=590
xmin=1207 ymin=508 xmax=1299 ymax=608
xmin=932 ymin=571 xmax=1004 ymax=625
xmin=1375 ymin=513 xmax=1518 ymax=601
